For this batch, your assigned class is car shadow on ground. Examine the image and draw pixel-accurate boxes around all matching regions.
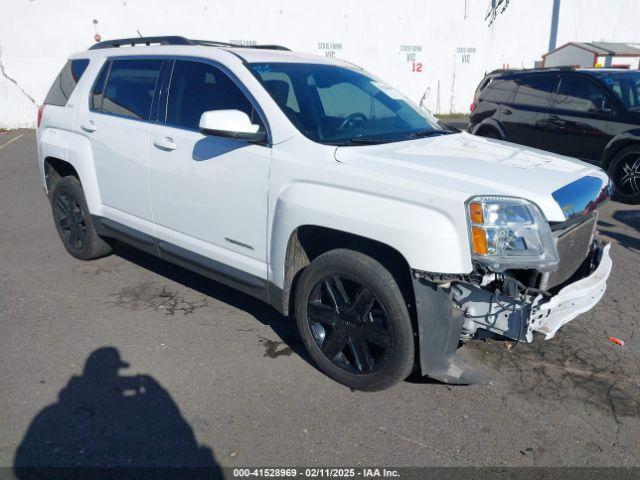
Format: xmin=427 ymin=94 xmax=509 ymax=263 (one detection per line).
xmin=599 ymin=209 xmax=640 ymax=252
xmin=111 ymin=243 xmax=312 ymax=366
xmin=13 ymin=347 xmax=222 ymax=480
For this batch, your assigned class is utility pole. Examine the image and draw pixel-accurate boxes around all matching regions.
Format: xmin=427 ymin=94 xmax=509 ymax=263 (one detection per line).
xmin=548 ymin=0 xmax=561 ymax=51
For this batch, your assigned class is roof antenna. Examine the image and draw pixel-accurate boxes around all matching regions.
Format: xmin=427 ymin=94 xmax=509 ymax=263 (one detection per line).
xmin=137 ymin=30 xmax=142 ymax=38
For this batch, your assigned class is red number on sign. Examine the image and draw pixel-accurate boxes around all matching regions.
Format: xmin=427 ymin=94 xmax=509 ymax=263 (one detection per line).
xmin=411 ymin=62 xmax=423 ymax=72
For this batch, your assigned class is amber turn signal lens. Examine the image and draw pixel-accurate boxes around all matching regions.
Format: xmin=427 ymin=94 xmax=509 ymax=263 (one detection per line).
xmin=469 ymin=203 xmax=483 ymax=224
xmin=472 ymin=227 xmax=488 ymax=255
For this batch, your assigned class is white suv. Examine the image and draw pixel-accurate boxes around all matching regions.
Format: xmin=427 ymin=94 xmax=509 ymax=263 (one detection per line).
xmin=37 ymin=36 xmax=613 ymax=390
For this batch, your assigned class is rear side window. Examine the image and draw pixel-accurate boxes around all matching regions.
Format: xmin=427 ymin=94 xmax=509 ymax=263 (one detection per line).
xmin=165 ymin=60 xmax=260 ymax=130
xmin=555 ymin=76 xmax=607 ymax=112
xmin=513 ymin=74 xmax=557 ymax=107
xmin=44 ymin=59 xmax=90 ymax=106
xmin=96 ymin=59 xmax=163 ymax=120
xmin=480 ymin=79 xmax=516 ymax=103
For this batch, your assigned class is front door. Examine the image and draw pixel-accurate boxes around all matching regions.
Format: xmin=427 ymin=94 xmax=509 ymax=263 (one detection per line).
xmin=539 ymin=74 xmax=613 ymax=162
xmin=147 ymin=59 xmax=271 ymax=292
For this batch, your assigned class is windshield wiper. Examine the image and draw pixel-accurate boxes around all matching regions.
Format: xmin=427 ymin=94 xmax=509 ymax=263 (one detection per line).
xmin=404 ymin=129 xmax=454 ymax=139
xmin=326 ymin=137 xmax=396 ymax=146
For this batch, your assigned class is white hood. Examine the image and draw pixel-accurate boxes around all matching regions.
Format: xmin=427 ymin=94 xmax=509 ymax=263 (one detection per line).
xmin=334 ymin=132 xmax=609 ymax=222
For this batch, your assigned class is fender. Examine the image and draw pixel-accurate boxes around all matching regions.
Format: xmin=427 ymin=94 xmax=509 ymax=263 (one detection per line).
xmin=268 ymin=182 xmax=473 ymax=292
xmin=470 ymin=117 xmax=507 ymax=139
xmin=601 ymin=128 xmax=640 ymax=170
xmin=39 ymin=128 xmax=102 ymax=214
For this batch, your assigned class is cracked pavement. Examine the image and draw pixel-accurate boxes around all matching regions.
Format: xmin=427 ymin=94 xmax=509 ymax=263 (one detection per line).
xmin=0 ymin=131 xmax=638 ymax=467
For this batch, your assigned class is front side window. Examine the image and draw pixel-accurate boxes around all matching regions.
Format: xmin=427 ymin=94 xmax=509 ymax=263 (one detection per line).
xmin=249 ymin=63 xmax=445 ymax=145
xmin=98 ymin=59 xmax=163 ymax=120
xmin=555 ymin=76 xmax=606 ymax=113
xmin=44 ymin=59 xmax=90 ymax=106
xmin=513 ymin=74 xmax=557 ymax=108
xmin=165 ymin=60 xmax=262 ymax=130
xmin=598 ymin=71 xmax=640 ymax=110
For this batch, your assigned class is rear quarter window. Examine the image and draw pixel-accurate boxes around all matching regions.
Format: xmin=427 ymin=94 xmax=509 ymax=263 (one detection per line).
xmin=480 ymin=79 xmax=516 ymax=103
xmin=43 ymin=59 xmax=90 ymax=106
xmin=513 ymin=74 xmax=558 ymax=108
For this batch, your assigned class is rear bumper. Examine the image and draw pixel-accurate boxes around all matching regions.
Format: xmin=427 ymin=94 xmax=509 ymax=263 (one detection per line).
xmin=530 ymin=242 xmax=612 ymax=339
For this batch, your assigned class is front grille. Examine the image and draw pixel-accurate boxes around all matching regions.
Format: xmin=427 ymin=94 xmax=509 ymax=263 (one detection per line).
xmin=540 ymin=212 xmax=597 ymax=290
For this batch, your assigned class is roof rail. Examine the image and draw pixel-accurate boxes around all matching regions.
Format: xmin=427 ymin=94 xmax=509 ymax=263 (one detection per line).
xmin=89 ymin=36 xmax=193 ymax=50
xmin=191 ymin=39 xmax=290 ymax=51
xmin=90 ymin=36 xmax=291 ymax=51
xmin=486 ymin=66 xmax=576 ymax=76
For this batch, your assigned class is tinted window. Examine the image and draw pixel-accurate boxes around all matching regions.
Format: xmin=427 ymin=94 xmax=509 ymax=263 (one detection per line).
xmin=513 ymin=74 xmax=557 ymax=107
xmin=600 ymin=72 xmax=640 ymax=109
xmin=91 ymin=61 xmax=111 ymax=110
xmin=555 ymin=76 xmax=606 ymax=112
xmin=480 ymin=79 xmax=517 ymax=103
xmin=250 ymin=63 xmax=443 ymax=145
xmin=101 ymin=59 xmax=162 ymax=120
xmin=44 ymin=59 xmax=90 ymax=106
xmin=166 ymin=60 xmax=259 ymax=130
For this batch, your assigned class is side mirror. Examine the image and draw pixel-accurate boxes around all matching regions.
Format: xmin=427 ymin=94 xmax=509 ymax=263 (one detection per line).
xmin=199 ymin=110 xmax=266 ymax=142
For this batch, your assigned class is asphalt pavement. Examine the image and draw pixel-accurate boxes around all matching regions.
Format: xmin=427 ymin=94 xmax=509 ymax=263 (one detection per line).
xmin=1 ymin=130 xmax=639 ymax=470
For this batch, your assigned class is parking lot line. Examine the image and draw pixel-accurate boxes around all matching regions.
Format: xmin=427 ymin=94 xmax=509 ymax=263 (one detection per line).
xmin=0 ymin=133 xmax=24 ymax=150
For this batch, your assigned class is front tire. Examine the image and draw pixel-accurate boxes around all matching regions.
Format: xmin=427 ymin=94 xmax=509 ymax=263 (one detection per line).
xmin=294 ymin=249 xmax=414 ymax=391
xmin=608 ymin=145 xmax=640 ymax=204
xmin=50 ymin=176 xmax=113 ymax=260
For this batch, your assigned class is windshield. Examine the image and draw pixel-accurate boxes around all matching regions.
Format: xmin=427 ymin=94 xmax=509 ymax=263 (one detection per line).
xmin=249 ymin=62 xmax=447 ymax=145
xmin=598 ymin=71 xmax=640 ymax=110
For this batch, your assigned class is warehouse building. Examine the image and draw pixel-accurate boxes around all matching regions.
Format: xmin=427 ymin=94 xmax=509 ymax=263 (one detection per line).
xmin=543 ymin=42 xmax=640 ymax=69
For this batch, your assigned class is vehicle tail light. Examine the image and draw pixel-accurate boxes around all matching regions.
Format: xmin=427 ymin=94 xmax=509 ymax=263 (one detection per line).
xmin=470 ymin=101 xmax=477 ymax=113
xmin=37 ymin=104 xmax=44 ymax=128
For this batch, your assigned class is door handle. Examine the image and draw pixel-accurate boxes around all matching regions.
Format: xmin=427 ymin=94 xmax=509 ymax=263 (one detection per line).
xmin=81 ymin=120 xmax=97 ymax=132
xmin=502 ymin=108 xmax=512 ymax=115
xmin=153 ymin=137 xmax=178 ymax=151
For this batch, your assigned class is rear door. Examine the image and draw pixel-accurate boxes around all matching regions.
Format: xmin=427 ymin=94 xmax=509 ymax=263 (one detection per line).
xmin=502 ymin=73 xmax=558 ymax=149
xmin=539 ymin=74 xmax=613 ymax=161
xmin=77 ymin=58 xmax=164 ymax=236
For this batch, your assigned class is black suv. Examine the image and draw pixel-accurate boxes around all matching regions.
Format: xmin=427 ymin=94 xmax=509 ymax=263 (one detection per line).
xmin=469 ymin=68 xmax=640 ymax=203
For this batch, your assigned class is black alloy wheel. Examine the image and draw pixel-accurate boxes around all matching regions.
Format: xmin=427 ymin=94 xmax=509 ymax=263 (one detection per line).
xmin=307 ymin=273 xmax=392 ymax=374
xmin=611 ymin=150 xmax=640 ymax=201
xmin=295 ymin=249 xmax=414 ymax=391
xmin=50 ymin=176 xmax=113 ymax=260
xmin=54 ymin=191 xmax=87 ymax=252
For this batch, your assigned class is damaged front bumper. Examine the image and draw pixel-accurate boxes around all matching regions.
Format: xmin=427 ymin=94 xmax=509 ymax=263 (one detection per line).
xmin=412 ymin=240 xmax=612 ymax=384
xmin=452 ymin=240 xmax=612 ymax=343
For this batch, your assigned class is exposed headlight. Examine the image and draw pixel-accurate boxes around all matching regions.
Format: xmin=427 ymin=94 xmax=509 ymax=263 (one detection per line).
xmin=466 ymin=196 xmax=558 ymax=272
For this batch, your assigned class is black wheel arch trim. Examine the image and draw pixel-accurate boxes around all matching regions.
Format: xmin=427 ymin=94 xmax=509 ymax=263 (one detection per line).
xmin=471 ymin=118 xmax=507 ymax=139
xmin=601 ymin=129 xmax=640 ymax=170
xmin=411 ymin=276 xmax=488 ymax=384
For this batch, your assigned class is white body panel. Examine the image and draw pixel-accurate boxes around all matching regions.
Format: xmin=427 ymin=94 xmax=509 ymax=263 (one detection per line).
xmin=37 ymin=44 xmax=611 ymax=295
xmin=148 ymin=123 xmax=271 ymax=280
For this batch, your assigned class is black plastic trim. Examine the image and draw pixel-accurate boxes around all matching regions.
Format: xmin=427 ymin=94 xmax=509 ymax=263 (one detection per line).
xmin=92 ymin=215 xmax=268 ymax=302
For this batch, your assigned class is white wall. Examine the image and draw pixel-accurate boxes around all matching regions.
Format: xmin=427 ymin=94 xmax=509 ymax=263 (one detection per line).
xmin=1 ymin=0 xmax=639 ymax=128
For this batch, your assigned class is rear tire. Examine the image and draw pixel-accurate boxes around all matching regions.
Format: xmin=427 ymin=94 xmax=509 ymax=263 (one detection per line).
xmin=50 ymin=176 xmax=113 ymax=260
xmin=608 ymin=145 xmax=640 ymax=204
xmin=294 ymin=249 xmax=414 ymax=391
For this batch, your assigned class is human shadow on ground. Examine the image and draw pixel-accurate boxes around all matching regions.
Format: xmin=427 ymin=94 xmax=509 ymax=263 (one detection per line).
xmin=14 ymin=347 xmax=222 ymax=480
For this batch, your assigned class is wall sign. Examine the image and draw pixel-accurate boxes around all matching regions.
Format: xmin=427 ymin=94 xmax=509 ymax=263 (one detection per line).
xmin=457 ymin=47 xmax=476 ymax=64
xmin=399 ymin=45 xmax=423 ymax=73
xmin=317 ymin=42 xmax=343 ymax=58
